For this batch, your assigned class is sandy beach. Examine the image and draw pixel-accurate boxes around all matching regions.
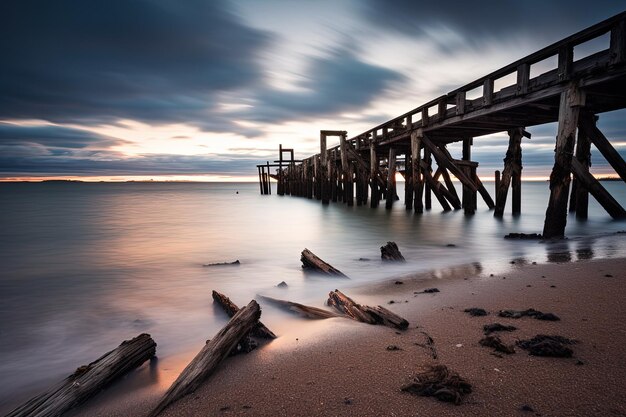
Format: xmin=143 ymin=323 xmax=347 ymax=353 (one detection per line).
xmin=61 ymin=255 xmax=626 ymax=417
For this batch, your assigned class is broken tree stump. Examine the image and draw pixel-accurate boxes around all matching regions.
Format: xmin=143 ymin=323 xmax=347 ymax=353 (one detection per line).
xmin=301 ymin=248 xmax=348 ymax=277
xmin=327 ymin=289 xmax=409 ymax=330
xmin=7 ymin=334 xmax=156 ymax=417
xmin=149 ymin=300 xmax=261 ymax=417
xmin=380 ymin=241 xmax=406 ymax=262
xmin=259 ymin=295 xmax=341 ymax=319
xmin=212 ymin=290 xmax=276 ymax=339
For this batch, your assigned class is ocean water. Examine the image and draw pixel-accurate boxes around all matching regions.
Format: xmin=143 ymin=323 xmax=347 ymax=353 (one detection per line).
xmin=0 ymin=180 xmax=625 ymax=412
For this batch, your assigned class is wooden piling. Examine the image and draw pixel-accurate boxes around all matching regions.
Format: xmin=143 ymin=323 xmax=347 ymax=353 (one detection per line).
xmin=370 ymin=140 xmax=379 ymax=208
xmin=543 ymin=83 xmax=585 ymax=239
xmin=386 ymin=148 xmax=397 ymax=209
xmin=411 ymin=131 xmax=424 ymax=213
xmin=494 ymin=128 xmax=524 ymax=218
xmin=424 ymin=149 xmax=432 ymax=210
xmin=405 ymin=152 xmax=413 ymax=210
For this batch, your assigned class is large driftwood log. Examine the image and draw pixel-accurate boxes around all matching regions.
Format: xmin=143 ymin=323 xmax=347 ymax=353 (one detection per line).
xmin=301 ymin=248 xmax=348 ymax=277
xmin=7 ymin=334 xmax=156 ymax=417
xmin=212 ymin=290 xmax=277 ymax=339
xmin=259 ymin=295 xmax=341 ymax=319
xmin=380 ymin=241 xmax=406 ymax=262
xmin=149 ymin=300 xmax=261 ymax=417
xmin=327 ymin=290 xmax=409 ymax=330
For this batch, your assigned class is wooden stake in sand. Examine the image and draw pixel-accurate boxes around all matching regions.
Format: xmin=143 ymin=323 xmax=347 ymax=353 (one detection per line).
xmin=259 ymin=295 xmax=341 ymax=319
xmin=148 ymin=300 xmax=261 ymax=417
xmin=301 ymin=249 xmax=348 ymax=277
xmin=6 ymin=333 xmax=156 ymax=417
xmin=327 ymin=289 xmax=409 ymax=330
xmin=212 ymin=290 xmax=276 ymax=339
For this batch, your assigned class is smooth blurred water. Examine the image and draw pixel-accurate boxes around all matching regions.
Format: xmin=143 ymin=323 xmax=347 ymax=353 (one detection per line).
xmin=0 ymin=180 xmax=625 ymax=411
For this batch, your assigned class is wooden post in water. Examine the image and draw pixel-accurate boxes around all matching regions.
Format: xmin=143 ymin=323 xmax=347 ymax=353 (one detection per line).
xmin=543 ymin=82 xmax=585 ymax=238
xmin=411 ymin=130 xmax=423 ymax=213
xmin=257 ymin=166 xmax=263 ymax=194
xmin=314 ymin=155 xmax=321 ymax=200
xmin=278 ymin=144 xmax=284 ymax=196
xmin=424 ymin=148 xmax=432 ymax=210
xmin=494 ymin=170 xmax=501 ymax=205
xmin=494 ymin=127 xmax=525 ymax=218
xmin=386 ymin=148 xmax=397 ymax=209
xmin=340 ymin=133 xmax=353 ymax=206
xmin=370 ymin=139 xmax=378 ymax=208
xmin=320 ymin=132 xmax=329 ymax=205
xmin=405 ymin=151 xmax=413 ymax=210
xmin=570 ymin=115 xmax=592 ymax=218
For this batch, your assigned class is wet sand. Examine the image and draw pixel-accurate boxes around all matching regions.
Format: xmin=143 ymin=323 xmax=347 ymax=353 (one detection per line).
xmin=64 ymin=257 xmax=626 ymax=416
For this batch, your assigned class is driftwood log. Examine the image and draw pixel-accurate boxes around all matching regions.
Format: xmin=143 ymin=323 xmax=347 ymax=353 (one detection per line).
xmin=259 ymin=295 xmax=341 ymax=319
xmin=301 ymin=248 xmax=348 ymax=277
xmin=327 ymin=290 xmax=409 ymax=330
xmin=380 ymin=242 xmax=406 ymax=262
xmin=149 ymin=300 xmax=261 ymax=417
xmin=212 ymin=290 xmax=276 ymax=339
xmin=7 ymin=333 xmax=156 ymax=417
xmin=203 ymin=260 xmax=240 ymax=267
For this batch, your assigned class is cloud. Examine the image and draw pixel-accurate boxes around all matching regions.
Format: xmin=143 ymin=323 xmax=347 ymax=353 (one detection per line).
xmin=0 ymin=0 xmax=270 ymax=126
xmin=0 ymin=123 xmax=260 ymax=176
xmin=235 ymin=48 xmax=406 ymax=123
xmin=0 ymin=123 xmax=126 ymax=149
xmin=360 ymin=1 xmax=624 ymax=49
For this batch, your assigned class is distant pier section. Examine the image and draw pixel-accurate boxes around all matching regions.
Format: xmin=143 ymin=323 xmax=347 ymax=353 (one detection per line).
xmin=257 ymin=12 xmax=626 ymax=238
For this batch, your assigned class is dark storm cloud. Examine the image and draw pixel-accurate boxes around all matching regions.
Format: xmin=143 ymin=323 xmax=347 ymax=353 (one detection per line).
xmin=361 ymin=1 xmax=624 ymax=48
xmin=0 ymin=123 xmax=126 ymax=149
xmin=239 ymin=48 xmax=406 ymax=123
xmin=0 ymin=0 xmax=269 ymax=125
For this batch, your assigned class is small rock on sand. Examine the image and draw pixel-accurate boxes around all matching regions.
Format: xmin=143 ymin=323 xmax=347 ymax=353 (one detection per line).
xmin=277 ymin=281 xmax=288 ymax=288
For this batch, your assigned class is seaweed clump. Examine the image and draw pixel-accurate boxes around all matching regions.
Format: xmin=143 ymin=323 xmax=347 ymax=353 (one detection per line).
xmin=517 ymin=335 xmax=577 ymax=357
xmin=401 ymin=365 xmax=472 ymax=405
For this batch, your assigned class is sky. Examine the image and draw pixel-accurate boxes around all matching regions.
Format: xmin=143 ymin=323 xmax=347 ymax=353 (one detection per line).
xmin=0 ymin=1 xmax=624 ymax=182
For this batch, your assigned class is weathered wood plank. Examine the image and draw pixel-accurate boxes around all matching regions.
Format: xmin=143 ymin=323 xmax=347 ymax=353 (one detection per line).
xmin=8 ymin=334 xmax=156 ymax=417
xmin=420 ymin=161 xmax=452 ymax=211
xmin=570 ymin=158 xmax=626 ymax=219
xmin=301 ymin=248 xmax=348 ymax=277
xmin=212 ymin=291 xmax=276 ymax=339
xmin=327 ymin=290 xmax=409 ymax=330
xmin=149 ymin=301 xmax=261 ymax=417
xmin=259 ymin=295 xmax=340 ymax=319
xmin=421 ymin=135 xmax=477 ymax=192
xmin=579 ymin=111 xmax=626 ymax=183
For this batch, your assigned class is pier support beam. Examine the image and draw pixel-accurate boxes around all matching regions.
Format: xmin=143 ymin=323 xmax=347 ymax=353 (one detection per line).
xmin=569 ymin=114 xmax=592 ymax=218
xmin=424 ymin=149 xmax=432 ymax=210
xmin=543 ymin=83 xmax=585 ymax=239
xmin=340 ymin=133 xmax=353 ymax=206
xmin=320 ymin=132 xmax=329 ymax=205
xmin=370 ymin=140 xmax=379 ymax=208
xmin=494 ymin=127 xmax=527 ymax=218
xmin=411 ymin=130 xmax=424 ymax=213
xmin=405 ymin=152 xmax=413 ymax=210
xmin=579 ymin=111 xmax=626 ymax=183
xmin=385 ymin=148 xmax=397 ymax=209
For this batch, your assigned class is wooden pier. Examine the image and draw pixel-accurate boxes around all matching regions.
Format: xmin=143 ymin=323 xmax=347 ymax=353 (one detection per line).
xmin=257 ymin=12 xmax=626 ymax=238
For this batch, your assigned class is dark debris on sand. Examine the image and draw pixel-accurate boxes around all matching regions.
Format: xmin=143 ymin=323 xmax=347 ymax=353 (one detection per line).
xmin=401 ymin=365 xmax=472 ymax=405
xmin=479 ymin=335 xmax=515 ymax=354
xmin=415 ymin=288 xmax=440 ymax=295
xmin=499 ymin=308 xmax=560 ymax=321
xmin=483 ymin=323 xmax=517 ymax=335
xmin=504 ymin=233 xmax=543 ymax=239
xmin=464 ymin=307 xmax=488 ymax=317
xmin=517 ymin=335 xmax=577 ymax=357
